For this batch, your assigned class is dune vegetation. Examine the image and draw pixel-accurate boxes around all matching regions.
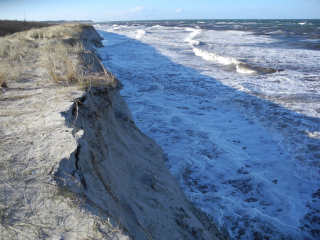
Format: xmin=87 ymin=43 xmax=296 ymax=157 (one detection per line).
xmin=0 ymin=23 xmax=122 ymax=239
xmin=0 ymin=23 xmax=115 ymax=90
xmin=0 ymin=20 xmax=53 ymax=37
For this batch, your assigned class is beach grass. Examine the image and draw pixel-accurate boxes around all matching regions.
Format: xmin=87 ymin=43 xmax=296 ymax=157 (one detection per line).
xmin=0 ymin=22 xmax=123 ymax=239
xmin=0 ymin=23 xmax=115 ymax=90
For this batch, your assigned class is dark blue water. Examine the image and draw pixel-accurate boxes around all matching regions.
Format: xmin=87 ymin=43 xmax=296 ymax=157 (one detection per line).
xmin=95 ymin=19 xmax=320 ymax=239
xmin=97 ymin=19 xmax=320 ymax=50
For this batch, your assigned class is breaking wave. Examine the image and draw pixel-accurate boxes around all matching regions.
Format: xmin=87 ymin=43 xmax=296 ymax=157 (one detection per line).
xmin=193 ymin=47 xmax=240 ymax=65
xmin=136 ymin=29 xmax=146 ymax=39
xmin=193 ymin=48 xmax=278 ymax=74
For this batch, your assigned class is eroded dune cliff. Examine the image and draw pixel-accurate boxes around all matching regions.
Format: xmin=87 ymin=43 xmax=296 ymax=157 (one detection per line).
xmin=0 ymin=24 xmax=227 ymax=240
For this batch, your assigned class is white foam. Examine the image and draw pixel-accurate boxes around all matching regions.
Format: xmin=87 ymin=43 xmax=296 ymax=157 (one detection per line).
xmin=151 ymin=25 xmax=163 ymax=28
xmin=270 ymin=30 xmax=284 ymax=34
xmin=112 ymin=26 xmax=122 ymax=31
xmin=185 ymin=27 xmax=195 ymax=32
xmin=136 ymin=29 xmax=146 ymax=39
xmin=95 ymin=24 xmax=320 ymax=239
xmin=306 ymin=131 xmax=320 ymax=140
xmin=193 ymin=47 xmax=240 ymax=65
xmin=232 ymin=25 xmax=243 ymax=29
xmin=236 ymin=64 xmax=257 ymax=74
xmin=185 ymin=29 xmax=202 ymax=45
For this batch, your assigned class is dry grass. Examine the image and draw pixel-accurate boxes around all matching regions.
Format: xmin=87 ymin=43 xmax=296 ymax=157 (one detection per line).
xmin=0 ymin=23 xmax=115 ymax=90
xmin=0 ymin=37 xmax=37 ymax=88
xmin=0 ymin=24 xmax=123 ymax=239
xmin=40 ymin=37 xmax=115 ymax=89
xmin=40 ymin=39 xmax=115 ymax=89
xmin=41 ymin=41 xmax=80 ymax=84
xmin=6 ymin=23 xmax=91 ymax=41
xmin=0 ymin=69 xmax=8 ymax=88
xmin=0 ymin=157 xmax=124 ymax=239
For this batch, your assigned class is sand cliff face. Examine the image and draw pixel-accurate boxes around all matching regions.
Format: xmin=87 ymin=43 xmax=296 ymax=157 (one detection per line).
xmin=55 ymin=86 xmax=227 ymax=240
xmin=0 ymin=25 xmax=227 ymax=239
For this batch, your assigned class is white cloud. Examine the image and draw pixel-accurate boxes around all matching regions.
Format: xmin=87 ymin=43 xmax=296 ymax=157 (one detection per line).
xmin=106 ymin=6 xmax=157 ymax=16
xmin=174 ymin=8 xmax=183 ymax=13
xmin=129 ymin=7 xmax=153 ymax=13
xmin=103 ymin=6 xmax=188 ymax=20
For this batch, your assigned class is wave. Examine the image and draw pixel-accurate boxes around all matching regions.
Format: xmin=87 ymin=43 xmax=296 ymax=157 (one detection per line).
xmin=232 ymin=25 xmax=243 ymax=29
xmin=193 ymin=47 xmax=240 ymax=65
xmin=269 ymin=30 xmax=284 ymax=35
xmin=183 ymin=27 xmax=279 ymax=75
xmin=236 ymin=64 xmax=257 ymax=74
xmin=193 ymin=48 xmax=278 ymax=74
xmin=185 ymin=27 xmax=195 ymax=31
xmin=185 ymin=28 xmax=202 ymax=45
xmin=136 ymin=29 xmax=146 ymax=39
xmin=111 ymin=26 xmax=122 ymax=31
xmin=151 ymin=25 xmax=163 ymax=28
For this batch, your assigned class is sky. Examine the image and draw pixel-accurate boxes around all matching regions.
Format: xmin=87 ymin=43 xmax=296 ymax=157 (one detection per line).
xmin=0 ymin=0 xmax=319 ymax=22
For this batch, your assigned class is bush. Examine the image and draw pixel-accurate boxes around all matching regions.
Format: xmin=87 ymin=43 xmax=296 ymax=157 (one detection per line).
xmin=0 ymin=20 xmax=53 ymax=37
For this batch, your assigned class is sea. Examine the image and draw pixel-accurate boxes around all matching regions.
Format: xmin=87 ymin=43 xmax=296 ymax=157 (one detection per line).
xmin=94 ymin=19 xmax=320 ymax=239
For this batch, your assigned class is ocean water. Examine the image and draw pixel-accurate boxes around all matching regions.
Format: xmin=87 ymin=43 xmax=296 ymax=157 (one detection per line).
xmin=94 ymin=20 xmax=320 ymax=239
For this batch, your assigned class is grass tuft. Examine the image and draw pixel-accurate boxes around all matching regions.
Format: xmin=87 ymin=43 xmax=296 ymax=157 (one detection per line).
xmin=0 ymin=70 xmax=8 ymax=88
xmin=0 ymin=23 xmax=115 ymax=89
xmin=40 ymin=38 xmax=115 ymax=89
xmin=9 ymin=23 xmax=92 ymax=40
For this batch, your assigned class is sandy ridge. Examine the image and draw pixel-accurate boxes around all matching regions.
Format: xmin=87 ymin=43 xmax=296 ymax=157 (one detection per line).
xmin=0 ymin=24 xmax=227 ymax=240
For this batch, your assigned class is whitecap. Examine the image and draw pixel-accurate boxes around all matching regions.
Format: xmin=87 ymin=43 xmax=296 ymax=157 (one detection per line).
xmin=306 ymin=131 xmax=320 ymax=140
xmin=184 ymin=27 xmax=194 ymax=32
xmin=236 ymin=64 xmax=257 ymax=74
xmin=193 ymin=48 xmax=240 ymax=65
xmin=136 ymin=29 xmax=146 ymax=39
xmin=151 ymin=25 xmax=163 ymax=28
xmin=185 ymin=29 xmax=202 ymax=46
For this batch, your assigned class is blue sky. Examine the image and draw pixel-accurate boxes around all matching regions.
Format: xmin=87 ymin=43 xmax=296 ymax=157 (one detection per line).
xmin=0 ymin=0 xmax=319 ymax=21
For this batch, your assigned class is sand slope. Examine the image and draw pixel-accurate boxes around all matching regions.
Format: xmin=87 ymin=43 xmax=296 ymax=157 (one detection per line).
xmin=0 ymin=24 xmax=227 ymax=240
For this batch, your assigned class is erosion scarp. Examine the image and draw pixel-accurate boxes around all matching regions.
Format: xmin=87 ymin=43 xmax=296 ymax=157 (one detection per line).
xmin=0 ymin=24 xmax=227 ymax=240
